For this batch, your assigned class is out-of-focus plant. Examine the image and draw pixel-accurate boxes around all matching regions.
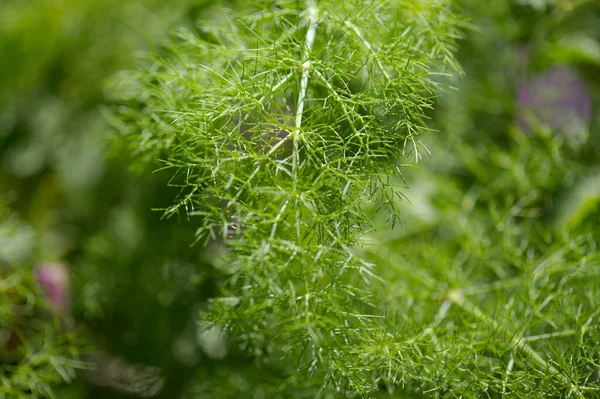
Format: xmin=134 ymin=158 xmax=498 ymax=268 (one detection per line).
xmin=0 ymin=202 xmax=88 ymax=399
xmin=359 ymin=0 xmax=600 ymax=396
xmin=0 ymin=1 xmax=218 ymax=397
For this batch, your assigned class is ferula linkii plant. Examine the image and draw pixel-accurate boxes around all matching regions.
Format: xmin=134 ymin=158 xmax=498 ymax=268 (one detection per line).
xmin=111 ymin=0 xmax=462 ymax=395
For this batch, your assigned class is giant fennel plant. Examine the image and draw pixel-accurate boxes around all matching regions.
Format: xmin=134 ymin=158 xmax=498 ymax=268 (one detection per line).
xmin=111 ymin=0 xmax=463 ymax=396
xmin=1 ymin=0 xmax=597 ymax=397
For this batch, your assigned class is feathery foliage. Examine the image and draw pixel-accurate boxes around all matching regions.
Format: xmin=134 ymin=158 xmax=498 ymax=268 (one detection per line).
xmin=361 ymin=129 xmax=600 ymax=398
xmin=110 ymin=0 xmax=463 ymax=396
xmin=2 ymin=0 xmax=599 ymax=397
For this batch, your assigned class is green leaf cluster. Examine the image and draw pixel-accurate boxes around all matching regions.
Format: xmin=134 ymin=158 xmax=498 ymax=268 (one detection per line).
xmin=110 ymin=0 xmax=463 ymax=396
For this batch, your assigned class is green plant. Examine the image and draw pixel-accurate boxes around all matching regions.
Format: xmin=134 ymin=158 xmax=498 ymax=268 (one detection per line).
xmin=2 ymin=0 xmax=599 ymax=397
xmin=110 ymin=0 xmax=463 ymax=396
xmin=0 ymin=203 xmax=88 ymax=399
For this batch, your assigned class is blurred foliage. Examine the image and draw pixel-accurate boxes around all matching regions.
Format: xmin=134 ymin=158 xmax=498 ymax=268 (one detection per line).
xmin=0 ymin=0 xmax=599 ymax=397
xmin=1 ymin=202 xmax=88 ymax=399
xmin=362 ymin=0 xmax=600 ymax=395
xmin=0 ymin=0 xmax=220 ymax=397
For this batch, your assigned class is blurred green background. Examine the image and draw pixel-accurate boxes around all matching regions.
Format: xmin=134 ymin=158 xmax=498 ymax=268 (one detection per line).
xmin=0 ymin=1 xmax=220 ymax=397
xmin=1 ymin=0 xmax=599 ymax=397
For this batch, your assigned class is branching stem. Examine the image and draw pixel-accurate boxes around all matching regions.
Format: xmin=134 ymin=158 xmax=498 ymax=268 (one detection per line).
xmin=345 ymin=20 xmax=390 ymax=81
xmin=294 ymin=3 xmax=318 ymax=132
xmin=447 ymin=289 xmax=585 ymax=398
xmin=292 ymin=1 xmax=318 ymax=240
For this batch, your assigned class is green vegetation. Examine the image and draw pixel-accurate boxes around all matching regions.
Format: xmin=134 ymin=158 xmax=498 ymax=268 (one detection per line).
xmin=1 ymin=0 xmax=599 ymax=397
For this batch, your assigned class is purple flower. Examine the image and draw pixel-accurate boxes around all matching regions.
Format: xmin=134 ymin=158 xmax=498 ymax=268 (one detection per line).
xmin=517 ymin=65 xmax=592 ymax=134
xmin=35 ymin=263 xmax=69 ymax=311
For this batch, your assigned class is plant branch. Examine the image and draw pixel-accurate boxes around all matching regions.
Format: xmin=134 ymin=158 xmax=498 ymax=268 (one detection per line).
xmin=292 ymin=1 xmax=318 ymax=240
xmin=345 ymin=20 xmax=390 ymax=81
xmin=447 ymin=289 xmax=585 ymax=398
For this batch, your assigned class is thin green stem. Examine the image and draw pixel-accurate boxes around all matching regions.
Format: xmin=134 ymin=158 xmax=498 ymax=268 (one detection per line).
xmin=292 ymin=1 xmax=318 ymax=240
xmin=345 ymin=20 xmax=390 ymax=81
xmin=447 ymin=289 xmax=585 ymax=398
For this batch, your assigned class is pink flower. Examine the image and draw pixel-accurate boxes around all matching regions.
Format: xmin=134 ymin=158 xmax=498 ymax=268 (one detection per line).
xmin=35 ymin=263 xmax=69 ymax=312
xmin=517 ymin=65 xmax=592 ymax=134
